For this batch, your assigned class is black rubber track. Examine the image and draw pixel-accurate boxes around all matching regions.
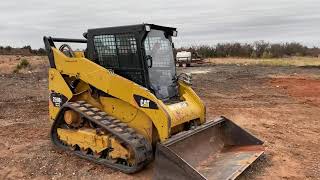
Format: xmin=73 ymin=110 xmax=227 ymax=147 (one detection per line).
xmin=50 ymin=101 xmax=153 ymax=173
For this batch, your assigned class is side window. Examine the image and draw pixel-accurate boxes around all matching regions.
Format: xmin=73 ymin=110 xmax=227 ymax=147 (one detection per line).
xmin=94 ymin=35 xmax=118 ymax=67
xmin=116 ymin=35 xmax=137 ymax=54
xmin=93 ymin=34 xmax=139 ymax=68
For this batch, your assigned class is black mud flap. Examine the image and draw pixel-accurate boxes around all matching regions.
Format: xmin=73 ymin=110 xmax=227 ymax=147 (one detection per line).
xmin=154 ymin=117 xmax=264 ymax=180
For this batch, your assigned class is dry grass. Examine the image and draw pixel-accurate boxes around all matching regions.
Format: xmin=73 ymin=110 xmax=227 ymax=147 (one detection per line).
xmin=206 ymin=57 xmax=320 ymax=67
xmin=0 ymin=55 xmax=47 ymax=74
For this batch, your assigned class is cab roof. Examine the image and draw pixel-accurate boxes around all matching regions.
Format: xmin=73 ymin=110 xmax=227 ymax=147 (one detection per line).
xmin=86 ymin=23 xmax=177 ymax=37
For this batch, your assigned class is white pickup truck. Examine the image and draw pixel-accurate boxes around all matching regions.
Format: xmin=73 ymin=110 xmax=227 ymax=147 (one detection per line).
xmin=176 ymin=51 xmax=192 ymax=67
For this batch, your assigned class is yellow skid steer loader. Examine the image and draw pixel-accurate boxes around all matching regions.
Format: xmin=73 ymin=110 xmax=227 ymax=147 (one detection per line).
xmin=43 ymin=24 xmax=264 ymax=179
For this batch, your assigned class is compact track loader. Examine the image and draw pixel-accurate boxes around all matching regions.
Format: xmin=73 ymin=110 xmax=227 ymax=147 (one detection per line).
xmin=44 ymin=24 xmax=264 ymax=179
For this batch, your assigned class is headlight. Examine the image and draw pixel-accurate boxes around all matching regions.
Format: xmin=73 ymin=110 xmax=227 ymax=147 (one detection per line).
xmin=145 ymin=25 xmax=151 ymax=32
xmin=173 ymin=30 xmax=178 ymax=37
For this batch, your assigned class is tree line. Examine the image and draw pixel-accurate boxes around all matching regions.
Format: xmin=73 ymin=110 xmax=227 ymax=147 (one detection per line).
xmin=176 ymin=41 xmax=320 ymax=58
xmin=1 ymin=41 xmax=320 ymax=58
xmin=0 ymin=45 xmax=46 ymax=56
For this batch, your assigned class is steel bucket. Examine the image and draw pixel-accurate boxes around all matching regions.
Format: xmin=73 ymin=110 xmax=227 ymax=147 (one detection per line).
xmin=154 ymin=116 xmax=264 ymax=180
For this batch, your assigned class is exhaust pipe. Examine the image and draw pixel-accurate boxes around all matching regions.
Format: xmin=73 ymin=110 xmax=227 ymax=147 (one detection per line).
xmin=154 ymin=117 xmax=264 ymax=180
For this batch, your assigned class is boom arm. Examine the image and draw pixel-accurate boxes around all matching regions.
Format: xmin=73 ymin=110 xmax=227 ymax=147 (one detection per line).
xmin=49 ymin=45 xmax=172 ymax=141
xmin=43 ymin=37 xmax=87 ymax=68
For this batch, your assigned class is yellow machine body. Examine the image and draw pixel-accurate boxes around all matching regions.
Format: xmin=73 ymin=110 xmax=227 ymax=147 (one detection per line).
xmin=49 ymin=48 xmax=206 ymax=142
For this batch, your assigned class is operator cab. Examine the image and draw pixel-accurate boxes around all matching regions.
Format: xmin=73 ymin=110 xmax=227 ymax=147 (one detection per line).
xmin=85 ymin=24 xmax=178 ymax=101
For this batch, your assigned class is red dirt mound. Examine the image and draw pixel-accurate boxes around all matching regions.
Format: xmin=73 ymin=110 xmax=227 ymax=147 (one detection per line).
xmin=270 ymin=77 xmax=320 ymax=106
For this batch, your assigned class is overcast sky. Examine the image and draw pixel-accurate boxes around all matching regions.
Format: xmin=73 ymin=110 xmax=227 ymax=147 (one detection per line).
xmin=1 ymin=0 xmax=320 ymax=48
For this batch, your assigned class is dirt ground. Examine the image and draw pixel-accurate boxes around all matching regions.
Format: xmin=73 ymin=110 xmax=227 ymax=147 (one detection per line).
xmin=0 ymin=56 xmax=319 ymax=179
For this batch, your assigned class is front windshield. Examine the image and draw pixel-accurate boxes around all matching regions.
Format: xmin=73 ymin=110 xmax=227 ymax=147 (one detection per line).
xmin=144 ymin=29 xmax=177 ymax=100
